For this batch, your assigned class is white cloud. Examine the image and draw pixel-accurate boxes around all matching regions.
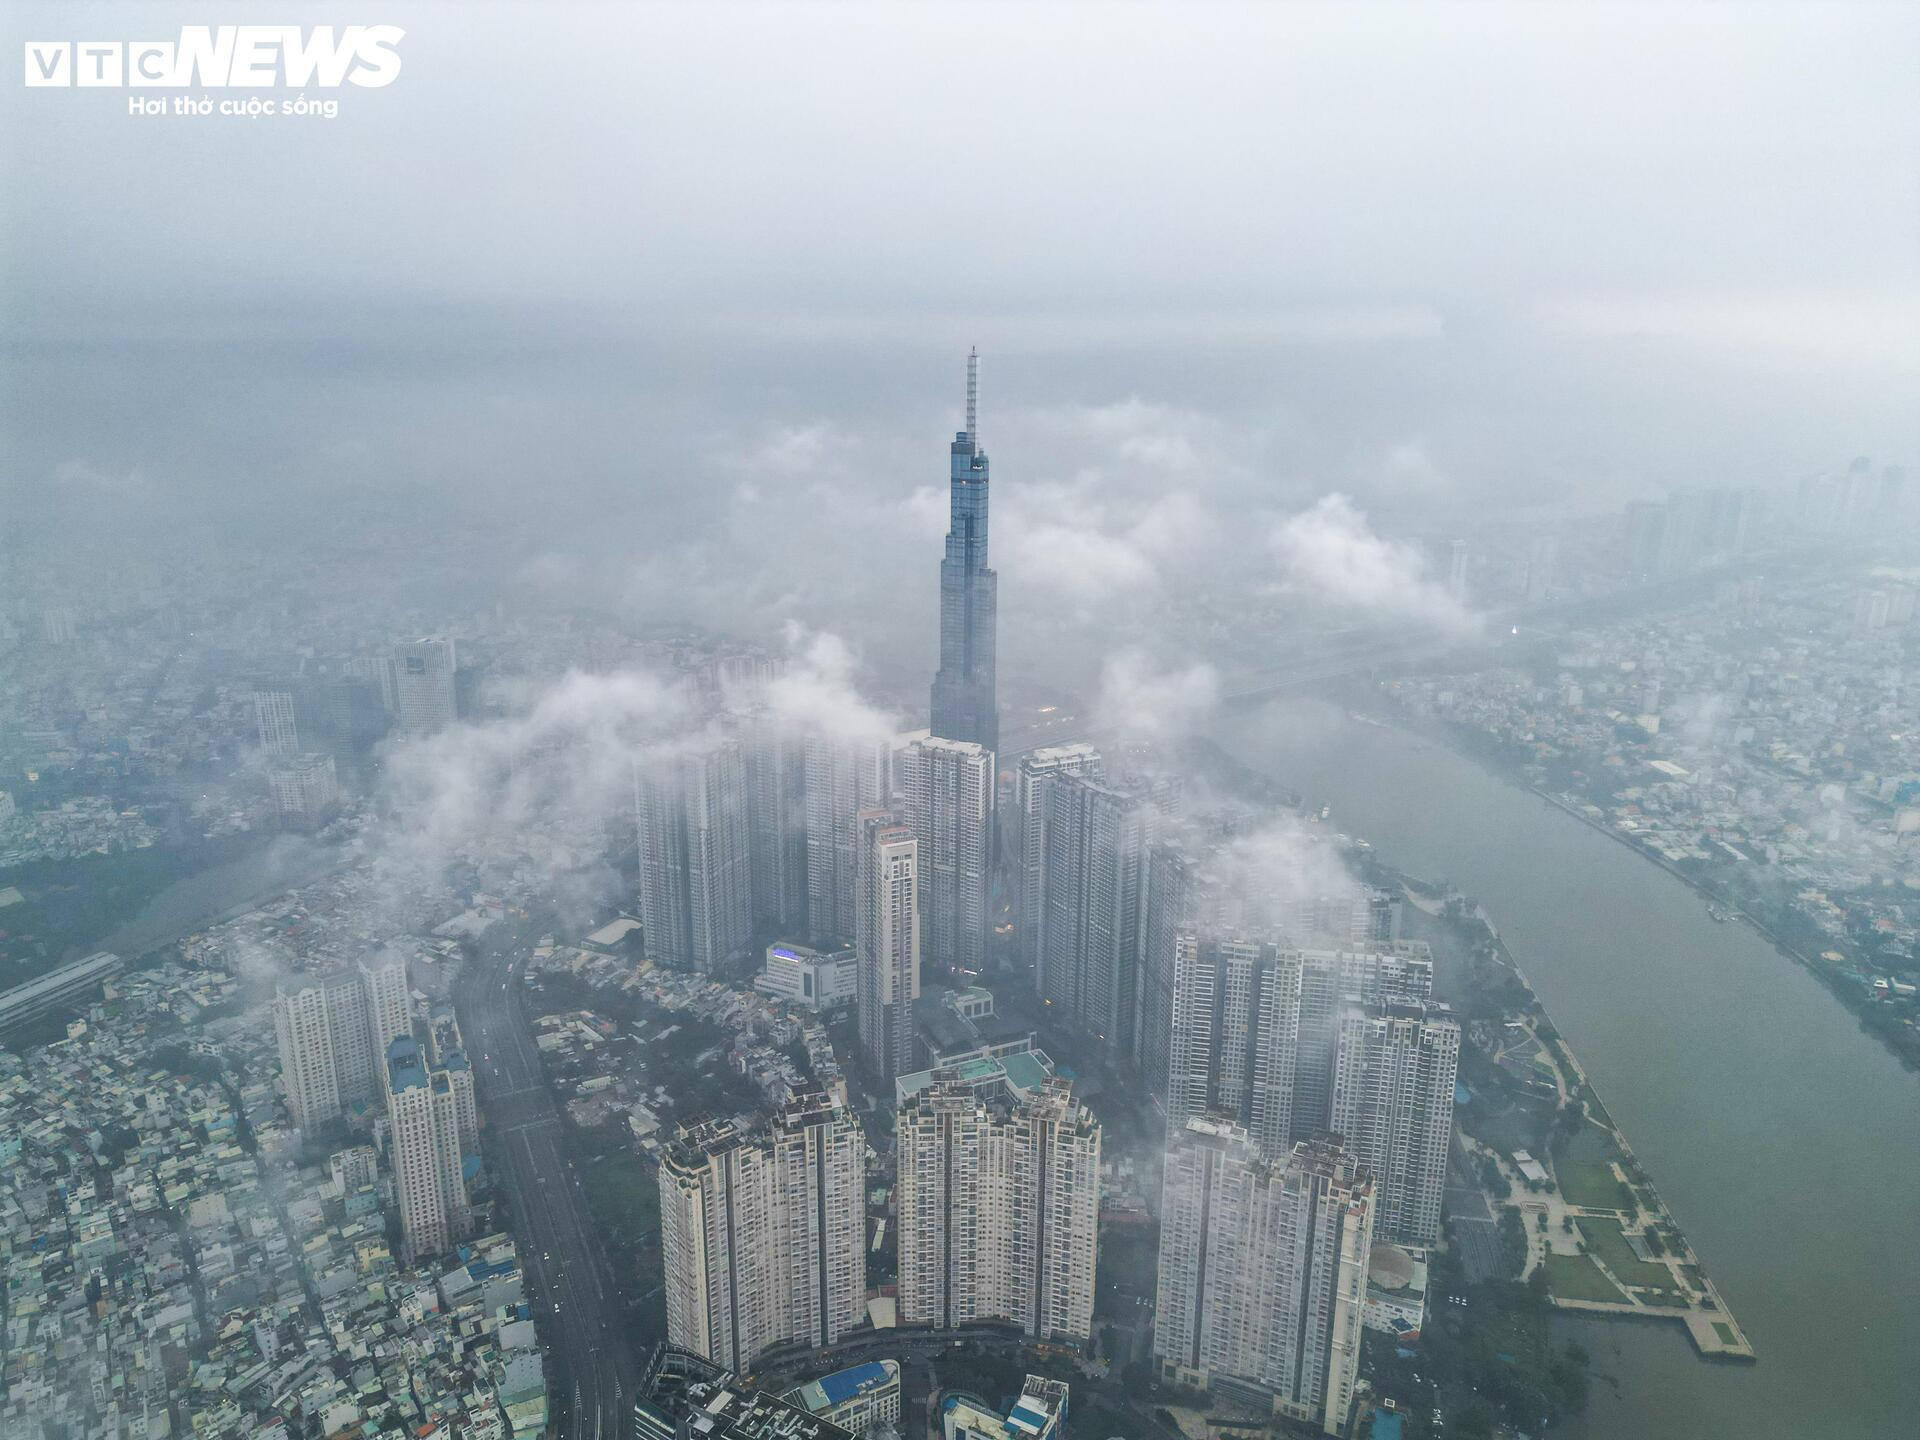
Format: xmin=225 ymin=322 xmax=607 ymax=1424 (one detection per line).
xmin=1269 ymin=493 xmax=1479 ymax=637
xmin=1093 ymin=649 xmax=1221 ymax=744
xmin=755 ymin=626 xmax=900 ymax=744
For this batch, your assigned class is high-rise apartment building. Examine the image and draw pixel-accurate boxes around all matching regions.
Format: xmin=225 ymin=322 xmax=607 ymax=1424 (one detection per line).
xmin=743 ymin=715 xmax=809 ymax=933
xmin=659 ymin=1094 xmax=866 ymax=1373
xmin=1166 ymin=936 xmax=1434 ymax=1158
xmin=360 ymin=952 xmax=412 ymax=1063
xmin=928 ymin=350 xmax=998 ymax=754
xmin=635 ymin=741 xmax=754 ymax=973
xmin=390 ymin=638 xmax=458 ymax=739
xmin=385 ymin=1036 xmax=470 ymax=1262
xmin=270 ymin=751 xmax=341 ymax=827
xmin=253 ymin=687 xmax=300 ymax=756
xmin=1330 ymin=1000 xmax=1460 ymax=1248
xmin=1292 ymin=944 xmax=1434 ymax=1139
xmin=1014 ymin=744 xmax=1102 ymax=962
xmin=895 ymin=732 xmax=993 ymax=978
xmin=272 ymin=956 xmax=415 ymax=1132
xmin=1035 ymin=773 xmax=1153 ymax=1059
xmin=855 ymin=809 xmax=920 ymax=1082
xmin=1136 ymin=844 xmax=1204 ymax=1097
xmin=804 ymin=735 xmax=891 ymax=944
xmin=896 ymin=1066 xmax=1099 ymax=1345
xmin=1154 ymin=1124 xmax=1373 ymax=1436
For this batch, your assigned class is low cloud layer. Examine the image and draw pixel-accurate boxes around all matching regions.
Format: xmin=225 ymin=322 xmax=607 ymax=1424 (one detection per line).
xmin=1270 ymin=493 xmax=1481 ymax=637
xmin=1093 ymin=650 xmax=1222 ymax=744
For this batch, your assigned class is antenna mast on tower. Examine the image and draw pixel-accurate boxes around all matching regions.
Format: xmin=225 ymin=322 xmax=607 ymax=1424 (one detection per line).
xmin=966 ymin=347 xmax=979 ymax=441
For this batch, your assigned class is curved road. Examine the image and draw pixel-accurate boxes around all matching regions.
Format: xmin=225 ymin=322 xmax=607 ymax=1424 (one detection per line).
xmin=454 ymin=928 xmax=636 ymax=1440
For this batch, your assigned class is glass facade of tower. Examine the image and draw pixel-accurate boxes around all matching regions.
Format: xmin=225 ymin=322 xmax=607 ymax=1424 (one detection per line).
xmin=929 ymin=383 xmax=999 ymax=754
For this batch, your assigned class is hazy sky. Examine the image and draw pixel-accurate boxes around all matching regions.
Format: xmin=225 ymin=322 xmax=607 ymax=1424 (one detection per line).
xmin=5 ymin=1 xmax=1917 ymax=673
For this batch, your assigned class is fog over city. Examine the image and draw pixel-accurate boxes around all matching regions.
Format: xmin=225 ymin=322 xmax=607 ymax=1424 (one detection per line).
xmin=8 ymin=2 xmax=1917 ymax=682
xmin=4 ymin=7 xmax=1919 ymax=1440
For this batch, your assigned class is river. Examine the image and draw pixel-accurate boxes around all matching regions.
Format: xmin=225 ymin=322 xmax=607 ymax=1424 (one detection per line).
xmin=1214 ymin=697 xmax=1919 ymax=1440
xmin=98 ymin=834 xmax=345 ymax=961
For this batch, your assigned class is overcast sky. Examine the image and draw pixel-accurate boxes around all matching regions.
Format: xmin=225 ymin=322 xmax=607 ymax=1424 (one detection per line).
xmin=4 ymin=1 xmax=1917 ymax=674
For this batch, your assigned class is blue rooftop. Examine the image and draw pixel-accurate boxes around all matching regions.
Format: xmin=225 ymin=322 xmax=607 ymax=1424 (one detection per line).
xmin=815 ymin=1361 xmax=890 ymax=1405
xmin=386 ymin=1035 xmax=427 ymax=1093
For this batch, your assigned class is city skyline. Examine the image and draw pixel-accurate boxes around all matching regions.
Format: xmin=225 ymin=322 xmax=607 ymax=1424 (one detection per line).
xmin=4 ymin=6 xmax=1915 ymax=1440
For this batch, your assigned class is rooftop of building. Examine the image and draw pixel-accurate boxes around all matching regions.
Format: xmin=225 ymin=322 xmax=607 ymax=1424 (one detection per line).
xmin=895 ymin=1046 xmax=1053 ymax=1104
xmin=787 ymin=1359 xmax=899 ymax=1415
xmin=386 ymin=1036 xmax=428 ymax=1093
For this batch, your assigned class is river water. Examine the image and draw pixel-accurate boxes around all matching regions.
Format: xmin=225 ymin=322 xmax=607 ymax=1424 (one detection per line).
xmin=1214 ymin=698 xmax=1919 ymax=1440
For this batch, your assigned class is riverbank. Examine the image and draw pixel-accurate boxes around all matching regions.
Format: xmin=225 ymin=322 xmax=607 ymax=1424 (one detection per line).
xmin=1215 ymin=695 xmax=1920 ymax=1439
xmin=1348 ymin=685 xmax=1920 ymax=1080
xmin=1402 ymin=882 xmax=1755 ymax=1361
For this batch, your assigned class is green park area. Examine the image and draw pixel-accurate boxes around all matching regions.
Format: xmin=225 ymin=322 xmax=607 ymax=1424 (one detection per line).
xmin=1552 ymin=1124 xmax=1634 ymax=1212
xmin=1577 ymin=1217 xmax=1683 ymax=1299
xmin=1542 ymin=1252 xmax=1624 ymax=1304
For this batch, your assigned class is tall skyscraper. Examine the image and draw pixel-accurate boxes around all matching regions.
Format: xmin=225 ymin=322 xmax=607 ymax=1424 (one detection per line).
xmin=269 ymin=751 xmax=341 ymax=827
xmin=1014 ymin=744 xmax=1102 ymax=963
xmin=742 ymin=715 xmax=809 ymax=933
xmin=928 ymin=350 xmax=998 ymax=754
xmin=1330 ymin=999 xmax=1460 ymax=1248
xmin=385 ymin=1036 xmax=470 ymax=1262
xmin=1166 ymin=934 xmax=1305 ymax=1159
xmin=390 ymin=637 xmax=459 ymax=738
xmin=855 ymin=808 xmax=920 ymax=1082
xmin=804 ymin=735 xmax=891 ymax=943
xmin=360 ymin=953 xmax=413 ymax=1065
xmin=635 ymin=741 xmax=754 ymax=973
xmin=896 ymin=1066 xmax=1100 ymax=1345
xmin=1292 ymin=945 xmax=1434 ymax=1139
xmin=1035 ymin=773 xmax=1153 ymax=1058
xmin=895 ymin=733 xmax=993 ymax=977
xmin=1154 ymin=1123 xmax=1373 ymax=1436
xmin=1135 ymin=843 xmax=1203 ymax=1097
xmin=273 ymin=957 xmax=418 ymax=1133
xmin=659 ymin=1094 xmax=866 ymax=1373
xmin=1166 ymin=936 xmax=1434 ymax=1159
xmin=253 ymin=687 xmax=300 ymax=756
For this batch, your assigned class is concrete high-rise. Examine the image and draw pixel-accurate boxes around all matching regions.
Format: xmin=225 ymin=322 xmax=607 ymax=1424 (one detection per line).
xmin=390 ymin=638 xmax=458 ymax=739
xmin=855 ymin=808 xmax=920 ymax=1082
xmin=896 ymin=1066 xmax=1100 ymax=1345
xmin=635 ymin=741 xmax=754 ymax=974
xmin=360 ymin=953 xmax=413 ymax=1065
xmin=1291 ymin=945 xmax=1434 ymax=1140
xmin=1166 ymin=936 xmax=1434 ymax=1159
xmin=1166 ymin=934 xmax=1306 ymax=1160
xmin=895 ymin=732 xmax=993 ymax=978
xmin=742 ymin=716 xmax=809 ymax=934
xmin=1014 ymin=744 xmax=1102 ymax=964
xmin=659 ymin=1093 xmax=866 ymax=1373
xmin=928 ymin=350 xmax=998 ymax=754
xmin=270 ymin=752 xmax=341 ymax=827
xmin=1035 ymin=773 xmax=1153 ymax=1059
xmin=272 ymin=956 xmax=417 ymax=1133
xmin=253 ymin=687 xmax=300 ymax=756
xmin=385 ymin=1035 xmax=470 ymax=1262
xmin=1136 ymin=844 xmax=1205 ymax=1098
xmin=1154 ymin=1123 xmax=1373 ymax=1436
xmin=1330 ymin=1000 xmax=1460 ymax=1248
xmin=804 ymin=735 xmax=891 ymax=944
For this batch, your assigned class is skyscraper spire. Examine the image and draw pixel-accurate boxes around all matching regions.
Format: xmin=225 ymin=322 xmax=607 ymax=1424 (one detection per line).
xmin=966 ymin=346 xmax=978 ymax=441
xmin=929 ymin=349 xmax=999 ymax=756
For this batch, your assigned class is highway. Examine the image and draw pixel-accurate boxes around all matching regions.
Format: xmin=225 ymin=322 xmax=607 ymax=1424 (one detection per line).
xmin=454 ymin=928 xmax=637 ymax=1440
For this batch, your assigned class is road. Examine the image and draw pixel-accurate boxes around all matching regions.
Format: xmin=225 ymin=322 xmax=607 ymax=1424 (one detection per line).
xmin=454 ymin=928 xmax=636 ymax=1440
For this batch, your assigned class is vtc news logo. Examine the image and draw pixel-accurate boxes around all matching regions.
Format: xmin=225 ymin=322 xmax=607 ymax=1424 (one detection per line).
xmin=24 ymin=26 xmax=404 ymax=88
